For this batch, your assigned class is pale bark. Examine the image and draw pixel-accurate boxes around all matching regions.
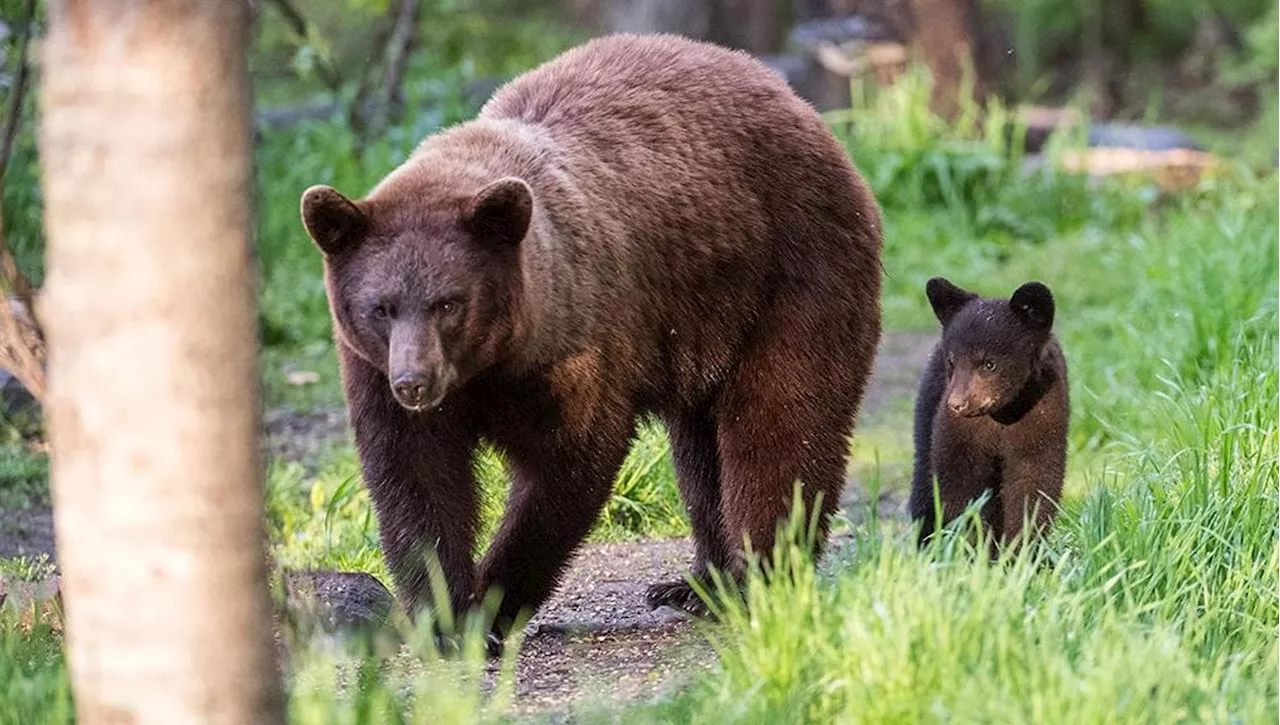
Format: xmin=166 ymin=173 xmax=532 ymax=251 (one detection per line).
xmin=38 ymin=2 xmax=283 ymax=723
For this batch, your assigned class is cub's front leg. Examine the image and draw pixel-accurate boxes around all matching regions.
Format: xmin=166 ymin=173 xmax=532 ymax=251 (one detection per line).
xmin=339 ymin=343 xmax=481 ymax=623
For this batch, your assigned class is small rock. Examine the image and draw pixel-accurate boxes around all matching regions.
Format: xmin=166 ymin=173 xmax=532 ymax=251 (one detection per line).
xmin=281 ymin=570 xmax=395 ymax=635
xmin=0 ymin=369 xmax=37 ymax=416
xmin=1012 ymin=109 xmax=1205 ymax=156
xmin=1087 ymin=123 xmax=1205 ymax=152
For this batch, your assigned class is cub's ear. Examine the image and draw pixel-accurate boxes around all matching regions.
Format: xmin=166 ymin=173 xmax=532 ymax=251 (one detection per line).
xmin=1010 ymin=281 xmax=1055 ymax=331
xmin=463 ymin=177 xmax=533 ymax=246
xmin=301 ymin=185 xmax=366 ymax=256
xmin=926 ymin=277 xmax=978 ymax=327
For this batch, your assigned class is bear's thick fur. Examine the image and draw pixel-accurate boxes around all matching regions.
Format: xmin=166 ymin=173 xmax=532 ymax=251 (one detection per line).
xmin=908 ymin=278 xmax=1069 ymax=550
xmin=299 ymin=34 xmax=883 ymax=634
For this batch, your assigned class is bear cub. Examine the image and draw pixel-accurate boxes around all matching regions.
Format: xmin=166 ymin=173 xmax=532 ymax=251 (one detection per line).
xmin=908 ymin=277 xmax=1069 ymax=550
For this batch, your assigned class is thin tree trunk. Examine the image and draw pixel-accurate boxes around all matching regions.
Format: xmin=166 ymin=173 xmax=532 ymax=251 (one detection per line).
xmin=353 ymin=0 xmax=422 ymax=140
xmin=911 ymin=0 xmax=984 ymax=121
xmin=265 ymin=0 xmax=344 ymax=93
xmin=38 ymin=2 xmax=283 ymax=722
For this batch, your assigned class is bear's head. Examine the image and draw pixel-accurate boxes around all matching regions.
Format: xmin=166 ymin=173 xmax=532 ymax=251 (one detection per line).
xmin=300 ymin=176 xmax=533 ymax=412
xmin=926 ymin=277 xmax=1056 ymax=418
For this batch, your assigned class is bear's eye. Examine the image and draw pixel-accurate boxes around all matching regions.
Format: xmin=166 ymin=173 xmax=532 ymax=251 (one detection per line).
xmin=435 ymin=297 xmax=465 ymax=317
xmin=982 ymin=360 xmax=996 ymax=371
xmin=371 ymin=303 xmax=390 ymax=320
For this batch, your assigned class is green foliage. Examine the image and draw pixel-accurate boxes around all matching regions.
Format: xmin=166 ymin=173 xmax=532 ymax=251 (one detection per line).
xmin=596 ymin=421 xmax=689 ymax=540
xmin=0 ymin=614 xmax=72 ymax=725
xmin=266 ymin=450 xmax=388 ymax=579
xmin=1233 ymin=0 xmax=1280 ymax=82
xmin=0 ymin=552 xmax=54 ymax=582
xmin=986 ymin=0 xmax=1278 ymax=95
xmin=0 ymin=443 xmax=48 ymax=509
xmin=832 ymin=68 xmax=1146 ymax=248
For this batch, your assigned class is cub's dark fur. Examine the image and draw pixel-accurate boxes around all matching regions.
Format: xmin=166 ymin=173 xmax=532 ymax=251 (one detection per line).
xmin=908 ymin=277 xmax=1069 ymax=549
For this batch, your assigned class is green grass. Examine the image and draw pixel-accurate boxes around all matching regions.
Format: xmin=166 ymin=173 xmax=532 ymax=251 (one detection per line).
xmin=0 ymin=19 xmax=1277 ymax=721
xmin=613 ymin=221 xmax=1280 ymax=721
xmin=0 ymin=614 xmax=71 ymax=725
xmin=263 ymin=417 xmax=690 ymax=586
xmin=0 ymin=444 xmax=49 ymax=510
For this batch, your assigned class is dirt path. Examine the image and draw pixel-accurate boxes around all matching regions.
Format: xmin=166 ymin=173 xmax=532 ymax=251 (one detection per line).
xmin=0 ymin=331 xmax=937 ymax=715
xmin=506 ymin=538 xmax=713 ymax=716
xmin=0 ymin=505 xmax=54 ymax=561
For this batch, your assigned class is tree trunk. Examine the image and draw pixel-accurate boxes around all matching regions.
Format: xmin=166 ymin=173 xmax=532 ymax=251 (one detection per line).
xmin=38 ymin=2 xmax=283 ymax=723
xmin=910 ymin=0 xmax=984 ymax=121
xmin=1085 ymin=0 xmax=1145 ymax=119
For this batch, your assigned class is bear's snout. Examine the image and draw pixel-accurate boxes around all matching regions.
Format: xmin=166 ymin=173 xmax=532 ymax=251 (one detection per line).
xmin=392 ymin=373 xmax=431 ymax=408
xmin=946 ymin=391 xmax=992 ymax=418
xmin=391 ymin=368 xmax=454 ymax=412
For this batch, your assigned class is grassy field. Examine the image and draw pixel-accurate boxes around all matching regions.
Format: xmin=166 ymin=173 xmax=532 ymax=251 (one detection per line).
xmin=269 ymin=100 xmax=1280 ymax=721
xmin=0 ymin=24 xmax=1277 ymax=724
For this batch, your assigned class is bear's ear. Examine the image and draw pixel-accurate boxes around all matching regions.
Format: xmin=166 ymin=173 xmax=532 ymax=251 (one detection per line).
xmin=1010 ymin=281 xmax=1055 ymax=331
xmin=463 ymin=177 xmax=533 ymax=246
xmin=926 ymin=277 xmax=977 ymax=326
xmin=301 ymin=185 xmax=366 ymax=256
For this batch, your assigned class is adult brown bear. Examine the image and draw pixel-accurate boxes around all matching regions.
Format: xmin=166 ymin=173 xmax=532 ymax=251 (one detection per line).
xmin=299 ymin=33 xmax=882 ymax=642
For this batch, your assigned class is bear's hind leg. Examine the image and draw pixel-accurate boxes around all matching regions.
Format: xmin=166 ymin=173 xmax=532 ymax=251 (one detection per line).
xmin=646 ymin=406 xmax=730 ymax=615
xmin=713 ymin=300 xmax=869 ymax=587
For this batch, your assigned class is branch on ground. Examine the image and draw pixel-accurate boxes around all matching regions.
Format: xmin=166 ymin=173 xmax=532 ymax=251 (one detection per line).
xmin=0 ymin=0 xmax=47 ymax=402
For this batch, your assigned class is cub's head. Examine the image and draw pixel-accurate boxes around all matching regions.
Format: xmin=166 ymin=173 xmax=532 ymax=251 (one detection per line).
xmin=300 ymin=176 xmax=533 ymax=412
xmin=926 ymin=277 xmax=1056 ymax=418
